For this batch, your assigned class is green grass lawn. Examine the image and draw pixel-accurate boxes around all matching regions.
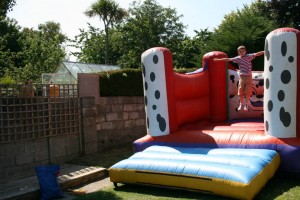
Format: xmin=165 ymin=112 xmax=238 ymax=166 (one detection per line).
xmin=68 ymin=144 xmax=300 ymax=200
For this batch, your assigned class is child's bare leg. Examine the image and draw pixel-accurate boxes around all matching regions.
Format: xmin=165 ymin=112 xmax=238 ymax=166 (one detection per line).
xmin=244 ymin=95 xmax=249 ymax=110
xmin=238 ymin=94 xmax=244 ymax=110
xmin=245 ymin=95 xmax=250 ymax=104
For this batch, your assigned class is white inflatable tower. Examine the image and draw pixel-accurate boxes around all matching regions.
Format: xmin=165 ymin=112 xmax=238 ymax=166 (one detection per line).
xmin=264 ymin=28 xmax=300 ymax=138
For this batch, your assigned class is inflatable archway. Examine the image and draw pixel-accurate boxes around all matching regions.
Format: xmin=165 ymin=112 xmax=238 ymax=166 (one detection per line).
xmin=109 ymin=28 xmax=300 ymax=200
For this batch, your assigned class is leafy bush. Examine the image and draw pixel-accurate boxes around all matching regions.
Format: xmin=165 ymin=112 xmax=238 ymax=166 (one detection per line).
xmin=98 ymin=67 xmax=200 ymax=96
xmin=99 ymin=68 xmax=144 ymax=96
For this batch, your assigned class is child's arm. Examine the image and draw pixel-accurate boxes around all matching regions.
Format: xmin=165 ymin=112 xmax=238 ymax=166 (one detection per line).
xmin=213 ymin=58 xmax=230 ymax=62
xmin=254 ymin=51 xmax=265 ymax=57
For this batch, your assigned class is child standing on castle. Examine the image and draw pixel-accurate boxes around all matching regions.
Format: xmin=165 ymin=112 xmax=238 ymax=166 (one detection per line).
xmin=214 ymin=46 xmax=264 ymax=110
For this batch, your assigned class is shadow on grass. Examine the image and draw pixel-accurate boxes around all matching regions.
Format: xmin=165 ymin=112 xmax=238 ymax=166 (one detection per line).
xmin=74 ymin=190 xmax=122 ymax=200
xmin=68 ymin=144 xmax=300 ymax=200
xmin=113 ymin=184 xmax=233 ymax=200
xmin=67 ymin=144 xmax=134 ymax=168
xmin=71 ymin=172 xmax=300 ymax=200
xmin=255 ymin=172 xmax=300 ymax=200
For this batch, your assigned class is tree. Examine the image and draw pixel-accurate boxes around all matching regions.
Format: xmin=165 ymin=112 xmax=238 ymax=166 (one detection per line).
xmin=9 ymin=22 xmax=67 ymax=83
xmin=176 ymin=29 xmax=213 ymax=68
xmin=71 ymin=23 xmax=121 ymax=64
xmin=85 ymin=0 xmax=127 ymax=64
xmin=0 ymin=16 xmax=22 ymax=77
xmin=202 ymin=5 xmax=276 ymax=70
xmin=254 ymin=0 xmax=300 ymax=29
xmin=116 ymin=0 xmax=186 ymax=68
xmin=0 ymin=0 xmax=16 ymax=17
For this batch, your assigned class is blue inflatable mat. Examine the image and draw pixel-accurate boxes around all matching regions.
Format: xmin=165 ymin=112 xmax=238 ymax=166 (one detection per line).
xmin=109 ymin=146 xmax=280 ymax=200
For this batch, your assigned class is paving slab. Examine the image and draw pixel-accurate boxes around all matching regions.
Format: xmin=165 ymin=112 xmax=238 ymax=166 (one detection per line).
xmin=0 ymin=164 xmax=109 ymax=200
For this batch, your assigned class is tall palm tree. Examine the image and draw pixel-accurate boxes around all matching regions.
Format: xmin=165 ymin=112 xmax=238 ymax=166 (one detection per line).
xmin=85 ymin=0 xmax=127 ymax=64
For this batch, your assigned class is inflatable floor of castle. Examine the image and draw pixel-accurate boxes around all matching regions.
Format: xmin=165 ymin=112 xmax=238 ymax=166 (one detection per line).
xmin=109 ymin=28 xmax=300 ymax=199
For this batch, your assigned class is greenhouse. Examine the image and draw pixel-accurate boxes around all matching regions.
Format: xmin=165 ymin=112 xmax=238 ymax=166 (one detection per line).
xmin=42 ymin=61 xmax=121 ymax=84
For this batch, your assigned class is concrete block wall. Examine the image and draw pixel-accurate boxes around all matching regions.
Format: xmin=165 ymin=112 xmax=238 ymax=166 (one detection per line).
xmin=96 ymin=97 xmax=146 ymax=151
xmin=0 ymin=134 xmax=79 ymax=182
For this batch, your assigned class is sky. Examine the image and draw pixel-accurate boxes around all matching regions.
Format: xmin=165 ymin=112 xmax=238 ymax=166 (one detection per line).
xmin=7 ymin=0 xmax=254 ymax=60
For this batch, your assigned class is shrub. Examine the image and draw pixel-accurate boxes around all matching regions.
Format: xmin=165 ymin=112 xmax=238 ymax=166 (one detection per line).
xmin=98 ymin=67 xmax=200 ymax=96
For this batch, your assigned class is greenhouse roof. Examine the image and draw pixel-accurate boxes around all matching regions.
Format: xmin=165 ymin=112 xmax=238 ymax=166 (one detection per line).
xmin=61 ymin=61 xmax=121 ymax=78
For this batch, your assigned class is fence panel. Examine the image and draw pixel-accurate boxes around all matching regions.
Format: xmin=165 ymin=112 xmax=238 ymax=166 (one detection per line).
xmin=0 ymin=84 xmax=80 ymax=143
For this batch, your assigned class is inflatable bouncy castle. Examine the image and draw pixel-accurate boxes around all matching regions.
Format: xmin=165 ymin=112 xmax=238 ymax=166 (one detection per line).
xmin=109 ymin=28 xmax=300 ymax=199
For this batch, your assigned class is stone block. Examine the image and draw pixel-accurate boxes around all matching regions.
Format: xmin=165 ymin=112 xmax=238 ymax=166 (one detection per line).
xmin=83 ymin=117 xmax=96 ymax=127
xmin=123 ymin=104 xmax=135 ymax=112
xmin=101 ymin=122 xmax=113 ymax=130
xmin=137 ymin=104 xmax=145 ymax=111
xmin=106 ymin=112 xmax=118 ymax=121
xmin=82 ymin=108 xmax=96 ymax=118
xmin=34 ymin=150 xmax=48 ymax=162
xmin=135 ymin=119 xmax=145 ymax=126
xmin=129 ymin=112 xmax=139 ymax=120
xmin=80 ymin=97 xmax=95 ymax=108
xmin=111 ymin=104 xmax=122 ymax=112
xmin=49 ymin=138 xmax=66 ymax=158
xmin=123 ymin=112 xmax=129 ymax=120
xmin=99 ymin=97 xmax=108 ymax=105
xmin=106 ymin=97 xmax=118 ymax=104
xmin=16 ymin=152 xmax=34 ymax=165
xmin=118 ymin=96 xmax=132 ymax=104
xmin=96 ymin=113 xmax=106 ymax=123
xmin=112 ymin=121 xmax=125 ymax=129
xmin=96 ymin=123 xmax=102 ymax=130
xmin=125 ymin=120 xmax=135 ymax=128
xmin=0 ymin=156 xmax=14 ymax=168
xmin=97 ymin=104 xmax=107 ymax=113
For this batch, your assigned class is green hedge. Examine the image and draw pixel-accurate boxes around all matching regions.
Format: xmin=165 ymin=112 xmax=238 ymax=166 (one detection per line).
xmin=98 ymin=68 xmax=199 ymax=96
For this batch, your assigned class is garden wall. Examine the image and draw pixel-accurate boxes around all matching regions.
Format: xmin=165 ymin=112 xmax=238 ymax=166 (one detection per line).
xmin=0 ymin=74 xmax=147 ymax=181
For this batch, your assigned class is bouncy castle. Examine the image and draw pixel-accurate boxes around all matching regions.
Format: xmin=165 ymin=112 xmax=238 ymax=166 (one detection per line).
xmin=109 ymin=28 xmax=300 ymax=199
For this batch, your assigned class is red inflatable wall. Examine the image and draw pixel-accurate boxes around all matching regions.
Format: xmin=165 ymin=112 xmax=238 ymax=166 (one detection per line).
xmin=203 ymin=51 xmax=228 ymax=122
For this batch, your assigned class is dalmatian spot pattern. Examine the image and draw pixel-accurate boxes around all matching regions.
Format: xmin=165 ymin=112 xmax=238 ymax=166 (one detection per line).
xmin=156 ymin=114 xmax=166 ymax=132
xmin=281 ymin=41 xmax=287 ymax=56
xmin=142 ymin=63 xmax=146 ymax=77
xmin=265 ymin=40 xmax=270 ymax=61
xmin=230 ymin=75 xmax=235 ymax=83
xmin=142 ymin=52 xmax=168 ymax=135
xmin=155 ymin=90 xmax=160 ymax=99
xmin=269 ymin=66 xmax=273 ymax=72
xmin=150 ymin=72 xmax=155 ymax=82
xmin=265 ymin=36 xmax=296 ymax=136
xmin=144 ymin=96 xmax=148 ymax=106
xmin=265 ymin=120 xmax=269 ymax=131
xmin=266 ymin=78 xmax=270 ymax=89
xmin=281 ymin=70 xmax=291 ymax=84
xmin=256 ymin=79 xmax=264 ymax=88
xmin=280 ymin=107 xmax=291 ymax=127
xmin=268 ymin=100 xmax=273 ymax=112
xmin=147 ymin=117 xmax=149 ymax=128
xmin=278 ymin=90 xmax=285 ymax=101
xmin=153 ymin=55 xmax=159 ymax=64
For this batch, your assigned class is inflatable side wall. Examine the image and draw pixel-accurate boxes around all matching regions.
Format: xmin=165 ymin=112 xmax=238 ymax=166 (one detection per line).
xmin=141 ymin=48 xmax=228 ymax=136
xmin=264 ymin=28 xmax=300 ymax=138
xmin=141 ymin=48 xmax=173 ymax=136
